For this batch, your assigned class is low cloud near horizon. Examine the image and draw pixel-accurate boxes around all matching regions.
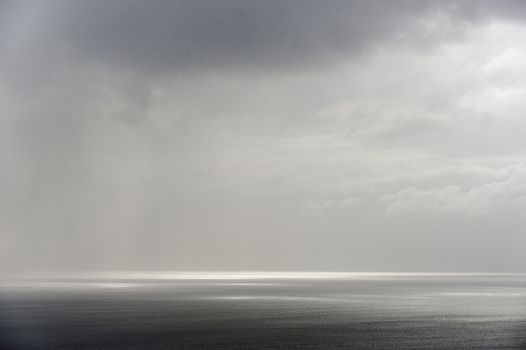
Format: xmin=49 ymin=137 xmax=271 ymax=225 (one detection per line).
xmin=1 ymin=0 xmax=526 ymax=273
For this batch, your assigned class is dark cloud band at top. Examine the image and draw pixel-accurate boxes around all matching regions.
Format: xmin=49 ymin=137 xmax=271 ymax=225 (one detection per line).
xmin=4 ymin=0 xmax=481 ymax=75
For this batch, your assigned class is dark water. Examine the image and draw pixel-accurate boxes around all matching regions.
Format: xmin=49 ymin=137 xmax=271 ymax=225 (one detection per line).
xmin=1 ymin=273 xmax=526 ymax=349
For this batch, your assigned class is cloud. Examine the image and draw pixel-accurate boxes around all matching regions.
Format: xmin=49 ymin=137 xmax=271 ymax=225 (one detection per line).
xmin=2 ymin=0 xmax=508 ymax=83
xmin=3 ymin=1 xmax=526 ymax=271
xmin=27 ymin=1 xmax=436 ymax=69
xmin=380 ymin=164 xmax=526 ymax=214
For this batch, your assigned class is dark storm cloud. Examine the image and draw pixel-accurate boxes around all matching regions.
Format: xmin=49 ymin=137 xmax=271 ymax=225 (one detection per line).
xmin=5 ymin=0 xmax=526 ymax=77
xmin=7 ymin=0 xmax=476 ymax=75
xmin=6 ymin=0 xmax=526 ymax=87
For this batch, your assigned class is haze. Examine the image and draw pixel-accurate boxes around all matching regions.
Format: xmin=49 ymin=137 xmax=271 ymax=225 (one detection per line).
xmin=1 ymin=0 xmax=526 ymax=273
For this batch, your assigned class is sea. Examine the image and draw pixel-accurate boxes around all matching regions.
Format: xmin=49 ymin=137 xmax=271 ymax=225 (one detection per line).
xmin=1 ymin=272 xmax=525 ymax=349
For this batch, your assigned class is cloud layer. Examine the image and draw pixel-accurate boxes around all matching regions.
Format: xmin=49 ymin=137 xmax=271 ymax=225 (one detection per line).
xmin=2 ymin=1 xmax=526 ymax=272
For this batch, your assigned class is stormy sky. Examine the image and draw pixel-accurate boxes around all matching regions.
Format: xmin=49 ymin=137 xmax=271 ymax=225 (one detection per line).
xmin=2 ymin=0 xmax=526 ymax=273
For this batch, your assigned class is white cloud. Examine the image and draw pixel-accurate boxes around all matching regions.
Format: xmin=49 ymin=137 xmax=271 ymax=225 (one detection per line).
xmin=380 ymin=164 xmax=526 ymax=214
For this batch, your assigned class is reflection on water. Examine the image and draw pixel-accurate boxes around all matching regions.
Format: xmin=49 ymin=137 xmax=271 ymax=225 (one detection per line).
xmin=1 ymin=273 xmax=526 ymax=349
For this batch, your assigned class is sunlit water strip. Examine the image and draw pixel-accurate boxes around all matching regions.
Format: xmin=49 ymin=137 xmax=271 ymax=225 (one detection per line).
xmin=3 ymin=271 xmax=525 ymax=281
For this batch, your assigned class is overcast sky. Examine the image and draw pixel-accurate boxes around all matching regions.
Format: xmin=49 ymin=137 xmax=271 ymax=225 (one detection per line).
xmin=2 ymin=0 xmax=526 ymax=273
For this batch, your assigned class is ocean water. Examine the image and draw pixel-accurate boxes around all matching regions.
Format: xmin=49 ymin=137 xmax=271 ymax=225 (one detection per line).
xmin=1 ymin=272 xmax=526 ymax=349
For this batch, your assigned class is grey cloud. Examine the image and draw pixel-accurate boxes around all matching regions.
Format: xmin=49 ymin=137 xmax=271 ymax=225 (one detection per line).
xmin=5 ymin=0 xmax=526 ymax=88
xmin=2 ymin=0 xmax=491 ymax=78
xmin=3 ymin=1 xmax=526 ymax=273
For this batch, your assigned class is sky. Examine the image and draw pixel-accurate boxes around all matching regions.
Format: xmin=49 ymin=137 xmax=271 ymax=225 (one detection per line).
xmin=1 ymin=0 xmax=526 ymax=273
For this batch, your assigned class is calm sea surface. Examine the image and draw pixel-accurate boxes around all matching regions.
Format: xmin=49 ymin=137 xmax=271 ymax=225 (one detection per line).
xmin=1 ymin=272 xmax=526 ymax=349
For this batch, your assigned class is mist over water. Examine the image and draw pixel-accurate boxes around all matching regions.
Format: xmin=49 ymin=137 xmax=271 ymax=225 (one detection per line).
xmin=1 ymin=273 xmax=526 ymax=349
